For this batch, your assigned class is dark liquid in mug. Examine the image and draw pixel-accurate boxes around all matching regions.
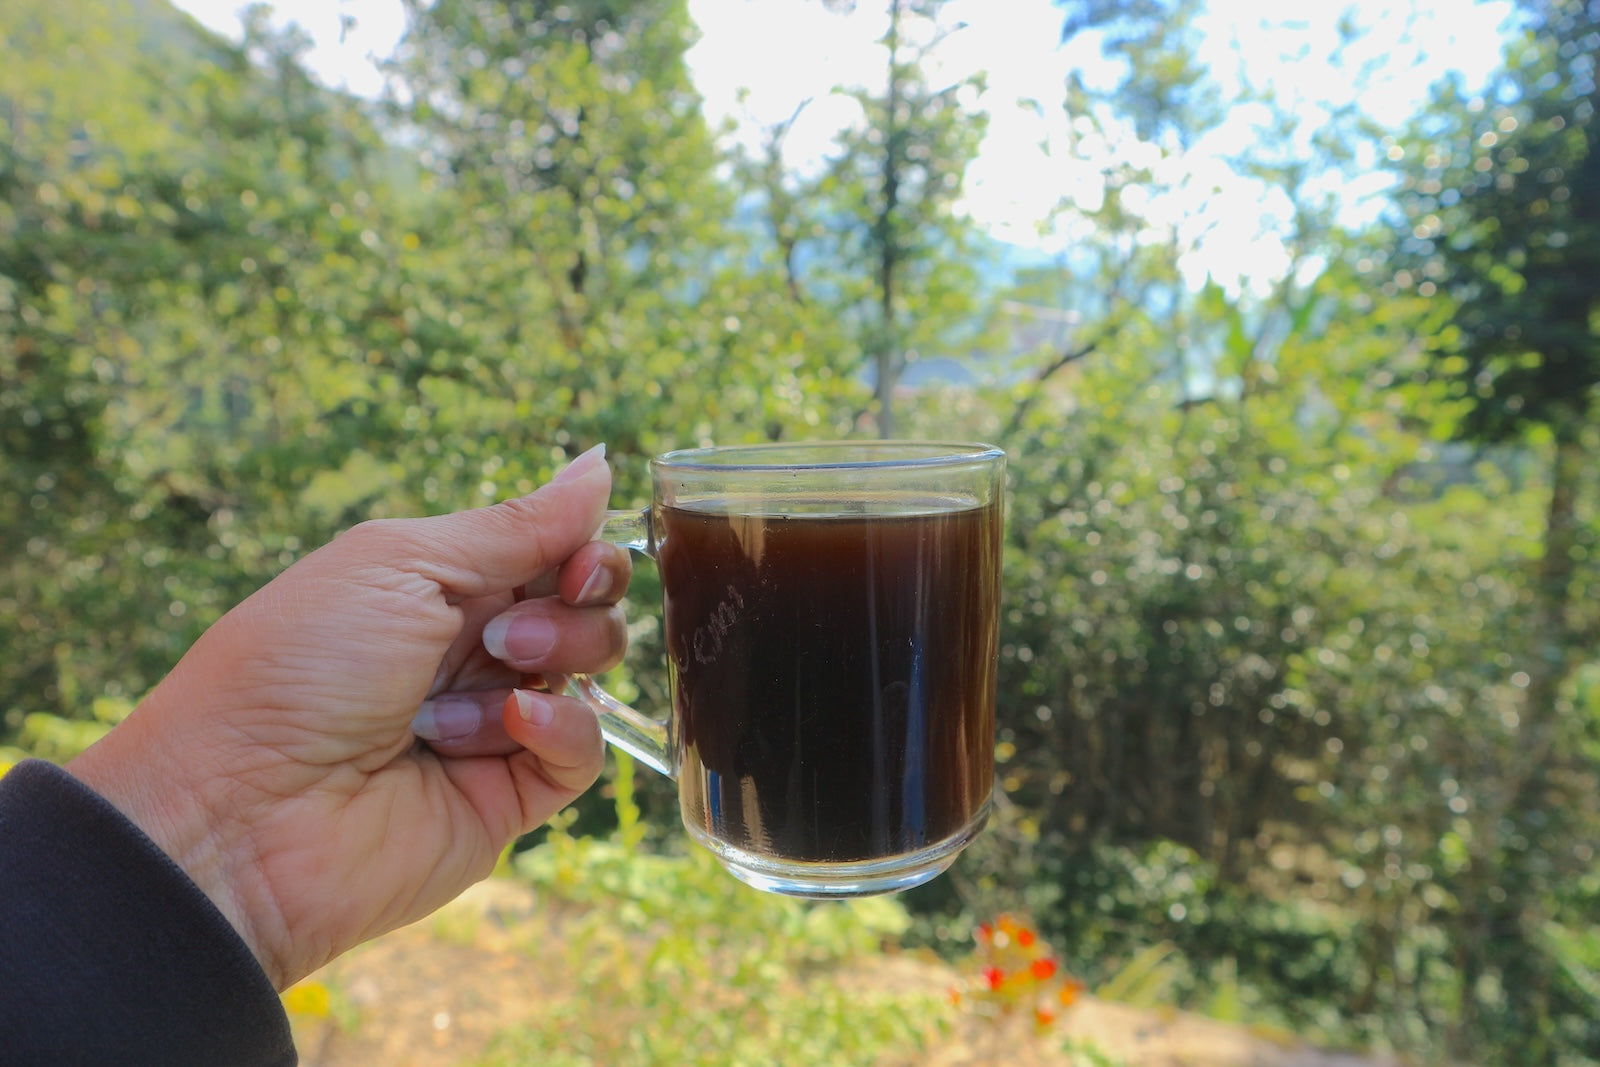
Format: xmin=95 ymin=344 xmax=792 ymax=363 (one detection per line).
xmin=662 ymin=496 xmax=1000 ymax=863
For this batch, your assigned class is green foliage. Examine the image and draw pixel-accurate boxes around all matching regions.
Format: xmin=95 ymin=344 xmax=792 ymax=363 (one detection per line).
xmin=1390 ymin=5 xmax=1600 ymax=1057
xmin=3 ymin=1 xmax=1598 ymax=1064
xmin=1395 ymin=0 xmax=1599 ymax=446
xmin=1 ymin=0 xmax=426 ymax=732
xmin=13 ymin=698 xmax=132 ymax=763
xmin=1056 ymin=1037 xmax=1125 ymax=1067
xmin=479 ymin=762 xmax=940 ymax=1067
xmin=730 ymin=0 xmax=989 ymax=437
xmin=1094 ymin=942 xmax=1185 ymax=1010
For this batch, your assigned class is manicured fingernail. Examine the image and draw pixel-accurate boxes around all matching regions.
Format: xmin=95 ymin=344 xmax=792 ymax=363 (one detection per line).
xmin=411 ymin=697 xmax=481 ymax=741
xmin=510 ymin=688 xmax=553 ymax=727
xmin=574 ymin=564 xmax=611 ymax=606
xmin=483 ymin=613 xmax=559 ymax=661
xmin=552 ymin=443 xmax=607 ymax=484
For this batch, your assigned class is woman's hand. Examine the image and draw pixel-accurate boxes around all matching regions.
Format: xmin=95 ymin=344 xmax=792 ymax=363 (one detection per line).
xmin=68 ymin=445 xmax=627 ymax=989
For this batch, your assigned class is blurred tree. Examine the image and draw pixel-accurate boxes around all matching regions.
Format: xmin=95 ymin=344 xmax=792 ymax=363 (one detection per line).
xmin=833 ymin=0 xmax=987 ymax=437
xmin=734 ymin=0 xmax=989 ymax=438
xmin=937 ymin=1 xmax=1581 ymax=1057
xmin=1395 ymin=0 xmax=1600 ymax=1056
xmin=385 ymin=0 xmax=811 ymax=503
xmin=1 ymin=0 xmax=429 ymax=731
xmin=0 ymin=0 xmax=237 ymax=729
xmin=991 ymin=0 xmax=1349 ymax=870
xmin=1054 ymin=0 xmax=1216 ymax=147
xmin=383 ymin=0 xmax=876 ymax=829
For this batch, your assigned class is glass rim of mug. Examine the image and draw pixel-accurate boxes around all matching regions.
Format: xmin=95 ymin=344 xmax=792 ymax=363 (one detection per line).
xmin=652 ymin=440 xmax=1003 ymax=473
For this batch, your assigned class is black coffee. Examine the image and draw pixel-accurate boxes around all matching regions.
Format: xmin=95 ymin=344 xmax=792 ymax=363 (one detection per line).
xmin=661 ymin=496 xmax=1000 ymax=863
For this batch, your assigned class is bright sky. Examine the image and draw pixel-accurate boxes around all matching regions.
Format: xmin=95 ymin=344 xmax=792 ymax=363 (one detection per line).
xmin=168 ymin=0 xmax=1514 ymax=291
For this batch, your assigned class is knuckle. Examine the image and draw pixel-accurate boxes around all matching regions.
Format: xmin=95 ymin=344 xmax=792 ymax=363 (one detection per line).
xmin=343 ymin=516 xmax=406 ymax=547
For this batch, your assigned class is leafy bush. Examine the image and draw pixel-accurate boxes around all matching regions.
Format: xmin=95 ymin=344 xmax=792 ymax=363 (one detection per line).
xmin=476 ymin=756 xmax=945 ymax=1067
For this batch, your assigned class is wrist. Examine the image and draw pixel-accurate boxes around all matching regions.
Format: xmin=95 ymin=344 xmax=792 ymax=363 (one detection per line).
xmin=67 ymin=711 xmax=289 ymax=988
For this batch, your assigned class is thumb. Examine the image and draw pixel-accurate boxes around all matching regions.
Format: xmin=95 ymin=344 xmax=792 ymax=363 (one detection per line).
xmin=394 ymin=444 xmax=613 ymax=601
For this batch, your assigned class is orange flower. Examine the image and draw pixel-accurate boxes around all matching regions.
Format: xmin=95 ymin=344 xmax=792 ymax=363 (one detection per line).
xmin=961 ymin=914 xmax=1088 ymax=1028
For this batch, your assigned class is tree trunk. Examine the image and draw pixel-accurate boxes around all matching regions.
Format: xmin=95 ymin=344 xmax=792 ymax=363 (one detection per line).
xmin=1450 ymin=423 xmax=1584 ymax=1060
xmin=873 ymin=0 xmax=905 ymax=440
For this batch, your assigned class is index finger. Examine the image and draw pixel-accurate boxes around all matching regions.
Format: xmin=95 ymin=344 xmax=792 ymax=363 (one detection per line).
xmin=521 ymin=541 xmax=632 ymax=604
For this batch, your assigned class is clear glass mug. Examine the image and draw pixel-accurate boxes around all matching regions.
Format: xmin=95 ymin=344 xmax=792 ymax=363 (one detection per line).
xmin=570 ymin=441 xmax=1005 ymax=898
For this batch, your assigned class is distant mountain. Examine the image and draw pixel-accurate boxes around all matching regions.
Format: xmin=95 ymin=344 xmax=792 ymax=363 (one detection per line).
xmin=0 ymin=0 xmax=235 ymax=156
xmin=127 ymin=0 xmax=230 ymax=55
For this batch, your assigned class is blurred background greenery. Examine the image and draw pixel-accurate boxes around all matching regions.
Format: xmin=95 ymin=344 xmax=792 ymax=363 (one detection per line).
xmin=2 ymin=0 xmax=1597 ymax=1062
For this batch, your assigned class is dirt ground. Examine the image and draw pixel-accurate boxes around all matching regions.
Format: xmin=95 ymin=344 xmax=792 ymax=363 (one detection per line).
xmin=290 ymin=880 xmax=1413 ymax=1067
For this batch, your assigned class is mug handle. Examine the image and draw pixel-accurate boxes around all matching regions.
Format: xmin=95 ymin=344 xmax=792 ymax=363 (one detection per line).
xmin=566 ymin=508 xmax=676 ymax=778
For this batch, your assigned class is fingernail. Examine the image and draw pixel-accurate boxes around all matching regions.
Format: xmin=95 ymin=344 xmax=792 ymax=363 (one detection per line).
xmin=483 ymin=613 xmax=559 ymax=661
xmin=411 ymin=697 xmax=481 ymax=741
xmin=574 ymin=564 xmax=611 ymax=606
xmin=552 ymin=443 xmax=607 ymax=485
xmin=510 ymin=688 xmax=554 ymax=727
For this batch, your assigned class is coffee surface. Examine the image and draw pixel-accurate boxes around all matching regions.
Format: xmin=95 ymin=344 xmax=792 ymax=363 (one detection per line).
xmin=662 ymin=497 xmax=999 ymax=863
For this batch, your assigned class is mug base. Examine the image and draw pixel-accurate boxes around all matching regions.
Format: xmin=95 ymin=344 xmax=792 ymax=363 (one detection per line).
xmin=687 ymin=803 xmax=991 ymax=899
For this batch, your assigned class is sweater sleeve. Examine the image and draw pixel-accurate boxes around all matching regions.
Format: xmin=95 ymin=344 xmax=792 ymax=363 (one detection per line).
xmin=0 ymin=759 xmax=297 ymax=1067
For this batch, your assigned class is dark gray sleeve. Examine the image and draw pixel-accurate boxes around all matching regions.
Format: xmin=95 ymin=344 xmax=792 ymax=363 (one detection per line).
xmin=0 ymin=759 xmax=296 ymax=1066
